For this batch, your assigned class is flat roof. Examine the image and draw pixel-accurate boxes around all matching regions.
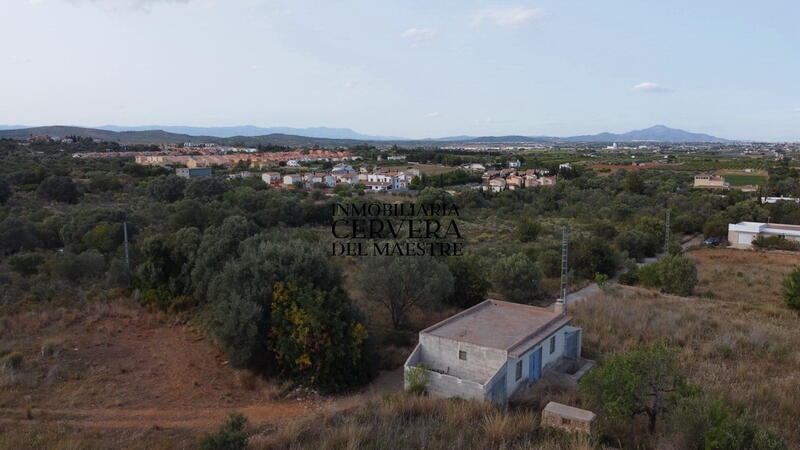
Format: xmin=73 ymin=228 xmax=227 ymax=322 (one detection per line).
xmin=421 ymin=299 xmax=571 ymax=353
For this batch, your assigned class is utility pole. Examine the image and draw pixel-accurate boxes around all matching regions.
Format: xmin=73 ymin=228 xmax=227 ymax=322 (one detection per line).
xmin=123 ymin=221 xmax=130 ymax=270
xmin=664 ymin=209 xmax=671 ymax=254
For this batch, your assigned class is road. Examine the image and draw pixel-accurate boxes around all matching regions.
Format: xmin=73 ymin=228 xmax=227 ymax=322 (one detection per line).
xmin=563 ymin=234 xmax=703 ymax=306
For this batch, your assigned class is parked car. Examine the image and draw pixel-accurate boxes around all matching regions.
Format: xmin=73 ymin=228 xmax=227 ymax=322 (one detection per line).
xmin=703 ymin=237 xmax=720 ymax=246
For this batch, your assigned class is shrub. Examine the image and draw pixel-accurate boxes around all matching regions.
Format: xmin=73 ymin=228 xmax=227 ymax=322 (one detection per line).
xmin=658 ymin=254 xmax=698 ymax=296
xmin=445 ymin=255 xmax=490 ymax=308
xmin=0 ymin=351 xmax=23 ymax=371
xmin=492 ymin=252 xmax=544 ymax=304
xmin=270 ymin=282 xmax=376 ymax=392
xmin=752 ymin=235 xmax=800 ymax=251
xmin=671 ymin=396 xmax=787 ymax=450
xmin=581 ymin=341 xmax=685 ymax=433
xmin=199 ymin=412 xmax=247 ymax=450
xmin=36 ymin=176 xmax=81 ymax=204
xmin=517 ymin=218 xmax=541 ymax=242
xmin=781 ymin=267 xmax=800 ymax=311
xmin=0 ymin=179 xmax=11 ymax=205
xmin=8 ymin=252 xmax=45 ymax=276
xmin=405 ymin=364 xmax=430 ymax=396
xmin=49 ymin=250 xmax=105 ymax=283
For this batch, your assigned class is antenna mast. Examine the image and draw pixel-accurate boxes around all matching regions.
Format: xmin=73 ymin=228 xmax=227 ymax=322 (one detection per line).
xmin=559 ymin=225 xmax=570 ymax=303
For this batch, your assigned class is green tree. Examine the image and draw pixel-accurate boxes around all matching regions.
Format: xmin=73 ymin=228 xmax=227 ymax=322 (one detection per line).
xmin=0 ymin=217 xmax=41 ymax=255
xmin=416 ymin=187 xmax=453 ymax=208
xmin=199 ymin=412 xmax=248 ymax=450
xmin=703 ymin=220 xmax=728 ymax=240
xmin=781 ymin=267 xmax=800 ymax=310
xmin=8 ymin=252 xmax=45 ymax=276
xmin=0 ymin=179 xmax=11 ymax=205
xmin=659 ymin=254 xmax=698 ymax=296
xmin=270 ymin=282 xmax=375 ymax=392
xmin=208 ymin=236 xmax=344 ymax=369
xmin=517 ymin=218 xmax=541 ymax=242
xmin=625 ymin=172 xmax=646 ymax=194
xmin=184 ymin=177 xmax=230 ymax=200
xmin=492 ymin=252 xmax=544 ymax=304
xmin=36 ymin=176 xmax=81 ymax=203
xmin=354 ymin=256 xmax=454 ymax=329
xmin=191 ymin=216 xmax=258 ymax=302
xmin=82 ymin=222 xmax=124 ymax=254
xmin=147 ymin=175 xmax=186 ymax=202
xmin=445 ymin=255 xmax=490 ymax=308
xmin=581 ymin=342 xmax=685 ymax=433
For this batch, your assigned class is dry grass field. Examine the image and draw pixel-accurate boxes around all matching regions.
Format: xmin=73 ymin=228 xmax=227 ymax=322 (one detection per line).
xmin=570 ymin=248 xmax=800 ymax=446
xmin=247 ymin=393 xmax=601 ymax=450
xmin=688 ymin=247 xmax=800 ymax=308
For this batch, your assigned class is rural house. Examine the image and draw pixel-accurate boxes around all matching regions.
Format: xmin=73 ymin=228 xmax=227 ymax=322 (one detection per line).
xmin=728 ymin=221 xmax=800 ymax=248
xmin=404 ymin=299 xmax=582 ymax=404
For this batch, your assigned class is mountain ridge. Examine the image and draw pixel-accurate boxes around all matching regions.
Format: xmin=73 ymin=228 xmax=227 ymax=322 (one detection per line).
xmin=0 ymin=124 xmax=731 ymax=145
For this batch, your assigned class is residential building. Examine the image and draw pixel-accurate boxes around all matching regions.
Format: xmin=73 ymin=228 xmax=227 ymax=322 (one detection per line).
xmin=693 ymin=174 xmax=728 ymax=189
xmin=176 ymin=167 xmax=212 ymax=178
xmin=728 ymin=221 xmax=800 ymax=248
xmin=282 ymin=174 xmax=303 ymax=186
xmin=509 ymin=160 xmax=522 ymax=168
xmin=261 ymin=172 xmax=281 ymax=184
xmin=404 ymin=299 xmax=582 ymax=404
xmin=762 ymin=196 xmax=800 ymax=204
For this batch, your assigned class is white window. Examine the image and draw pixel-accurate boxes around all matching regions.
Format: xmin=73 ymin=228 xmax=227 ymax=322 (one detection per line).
xmin=550 ymin=336 xmax=556 ymax=354
xmin=515 ymin=360 xmax=522 ymax=380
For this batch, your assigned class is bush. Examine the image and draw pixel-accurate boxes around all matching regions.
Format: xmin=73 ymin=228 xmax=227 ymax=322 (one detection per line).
xmin=493 ymin=253 xmax=544 ymax=304
xmin=517 ymin=218 xmax=541 ymax=242
xmin=781 ymin=268 xmax=800 ymax=310
xmin=752 ymin=235 xmax=800 ymax=251
xmin=445 ymin=256 xmax=490 ymax=308
xmin=36 ymin=176 xmax=81 ymax=203
xmin=8 ymin=252 xmax=45 ymax=276
xmin=659 ymin=254 xmax=698 ymax=296
xmin=49 ymin=250 xmax=105 ymax=283
xmin=270 ymin=282 xmax=376 ymax=392
xmin=0 ymin=351 xmax=23 ymax=371
xmin=199 ymin=412 xmax=247 ymax=450
xmin=405 ymin=364 xmax=430 ymax=396
xmin=671 ymin=396 xmax=787 ymax=450
xmin=148 ymin=175 xmax=186 ymax=202
xmin=0 ymin=179 xmax=11 ymax=205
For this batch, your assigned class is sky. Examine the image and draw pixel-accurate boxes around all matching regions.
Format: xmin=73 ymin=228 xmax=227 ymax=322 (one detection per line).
xmin=2 ymin=0 xmax=799 ymax=141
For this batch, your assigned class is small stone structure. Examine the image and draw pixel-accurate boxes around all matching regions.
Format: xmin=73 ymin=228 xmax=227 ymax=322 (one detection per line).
xmin=541 ymin=401 xmax=596 ymax=435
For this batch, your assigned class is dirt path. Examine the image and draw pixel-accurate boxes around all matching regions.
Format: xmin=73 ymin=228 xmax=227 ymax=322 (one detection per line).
xmin=564 ymin=234 xmax=703 ymax=306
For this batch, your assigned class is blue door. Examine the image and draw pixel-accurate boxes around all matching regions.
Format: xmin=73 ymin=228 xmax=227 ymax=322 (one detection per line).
xmin=529 ymin=347 xmax=542 ymax=383
xmin=565 ymin=331 xmax=580 ymax=358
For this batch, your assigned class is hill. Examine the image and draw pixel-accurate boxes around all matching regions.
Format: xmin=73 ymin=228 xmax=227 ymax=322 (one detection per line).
xmin=96 ymin=125 xmax=404 ymax=141
xmin=564 ymin=125 xmax=727 ymax=143
xmin=0 ymin=124 xmax=731 ymax=146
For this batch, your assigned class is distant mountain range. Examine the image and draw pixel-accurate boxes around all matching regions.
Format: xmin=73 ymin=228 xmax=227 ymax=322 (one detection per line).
xmin=0 ymin=124 xmax=730 ymax=145
xmin=96 ymin=125 xmax=404 ymax=141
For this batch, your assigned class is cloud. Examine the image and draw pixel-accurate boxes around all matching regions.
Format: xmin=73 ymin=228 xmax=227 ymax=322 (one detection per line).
xmin=66 ymin=0 xmax=191 ymax=12
xmin=471 ymin=7 xmax=543 ymax=28
xmin=427 ymin=112 xmax=442 ymax=118
xmin=633 ymin=82 xmax=674 ymax=93
xmin=793 ymin=108 xmax=800 ymax=113
xmin=401 ymin=28 xmax=437 ymax=43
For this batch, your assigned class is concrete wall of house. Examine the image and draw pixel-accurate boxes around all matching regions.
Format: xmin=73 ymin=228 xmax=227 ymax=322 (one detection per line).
xmin=728 ymin=230 xmax=756 ymax=248
xmin=418 ymin=334 xmax=506 ymax=384
xmin=424 ymin=371 xmax=486 ymax=400
xmin=505 ymin=326 xmax=572 ymax=396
